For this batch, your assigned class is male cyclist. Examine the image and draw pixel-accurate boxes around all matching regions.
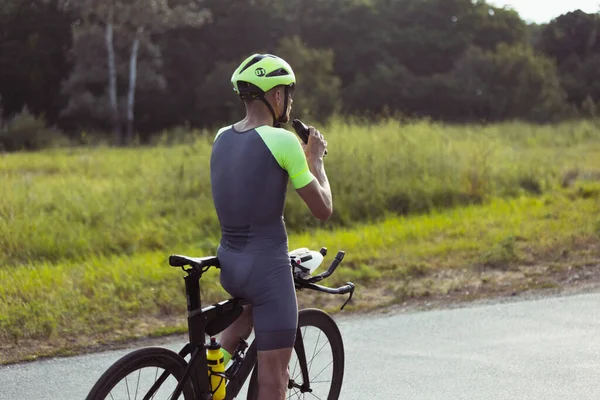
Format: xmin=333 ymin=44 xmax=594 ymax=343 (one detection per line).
xmin=209 ymin=53 xmax=332 ymax=399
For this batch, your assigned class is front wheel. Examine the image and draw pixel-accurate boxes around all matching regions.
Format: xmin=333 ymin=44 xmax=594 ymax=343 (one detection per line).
xmin=247 ymin=308 xmax=345 ymax=400
xmin=86 ymin=347 xmax=197 ymax=400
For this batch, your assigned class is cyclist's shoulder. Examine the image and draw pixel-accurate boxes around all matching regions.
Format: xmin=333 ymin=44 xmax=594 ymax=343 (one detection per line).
xmin=214 ymin=124 xmax=233 ymax=141
xmin=256 ymin=125 xmax=294 ymax=135
xmin=256 ymin=125 xmax=300 ymax=145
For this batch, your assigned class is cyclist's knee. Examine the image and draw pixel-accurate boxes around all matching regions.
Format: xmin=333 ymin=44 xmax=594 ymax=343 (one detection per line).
xmin=257 ymin=348 xmax=292 ymax=398
xmin=257 ymin=347 xmax=293 ymax=375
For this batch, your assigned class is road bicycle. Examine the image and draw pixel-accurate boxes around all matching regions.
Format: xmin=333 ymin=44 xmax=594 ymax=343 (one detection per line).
xmin=86 ymin=246 xmax=356 ymax=399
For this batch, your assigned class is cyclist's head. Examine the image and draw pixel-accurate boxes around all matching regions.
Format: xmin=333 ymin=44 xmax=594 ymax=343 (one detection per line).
xmin=231 ymin=54 xmax=296 ymax=127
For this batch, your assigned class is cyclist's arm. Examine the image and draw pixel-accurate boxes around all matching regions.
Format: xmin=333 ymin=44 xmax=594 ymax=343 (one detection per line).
xmin=296 ymin=156 xmax=332 ymax=220
xmin=261 ymin=128 xmax=332 ymax=220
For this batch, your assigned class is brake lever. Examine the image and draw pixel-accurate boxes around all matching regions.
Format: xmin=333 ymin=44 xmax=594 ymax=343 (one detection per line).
xmin=340 ymin=283 xmax=355 ymax=311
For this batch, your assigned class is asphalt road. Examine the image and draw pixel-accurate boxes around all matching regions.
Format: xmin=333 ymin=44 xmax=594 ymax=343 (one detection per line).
xmin=2 ymin=291 xmax=600 ymax=399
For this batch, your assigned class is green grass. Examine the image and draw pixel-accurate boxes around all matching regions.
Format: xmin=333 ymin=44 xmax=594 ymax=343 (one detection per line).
xmin=2 ymin=118 xmax=600 ymax=362
xmin=1 ymin=188 xmax=599 ymax=351
xmin=2 ymin=118 xmax=600 ymax=267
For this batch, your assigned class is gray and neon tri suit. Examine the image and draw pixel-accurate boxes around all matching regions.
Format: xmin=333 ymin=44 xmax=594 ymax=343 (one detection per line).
xmin=210 ymin=124 xmax=315 ymax=351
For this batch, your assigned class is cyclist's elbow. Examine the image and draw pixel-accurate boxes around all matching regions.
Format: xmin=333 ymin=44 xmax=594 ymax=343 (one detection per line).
xmin=313 ymin=204 xmax=333 ymax=221
xmin=297 ymin=181 xmax=333 ymax=221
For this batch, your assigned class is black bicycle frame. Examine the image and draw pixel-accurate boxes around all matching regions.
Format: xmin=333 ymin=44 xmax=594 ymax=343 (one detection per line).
xmin=164 ymin=267 xmax=310 ymax=400
xmin=160 ymin=254 xmax=354 ymax=400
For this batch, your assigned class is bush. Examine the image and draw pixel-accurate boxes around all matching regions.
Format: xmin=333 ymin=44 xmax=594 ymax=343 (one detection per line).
xmin=0 ymin=107 xmax=69 ymax=152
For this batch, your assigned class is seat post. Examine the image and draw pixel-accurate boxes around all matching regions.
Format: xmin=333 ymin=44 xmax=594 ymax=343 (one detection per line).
xmin=184 ymin=269 xmax=209 ymax=349
xmin=184 ymin=270 xmax=202 ymax=313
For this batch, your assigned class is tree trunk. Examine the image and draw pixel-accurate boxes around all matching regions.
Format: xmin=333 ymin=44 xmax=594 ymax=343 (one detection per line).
xmin=126 ymin=29 xmax=142 ymax=145
xmin=105 ymin=5 xmax=121 ymax=146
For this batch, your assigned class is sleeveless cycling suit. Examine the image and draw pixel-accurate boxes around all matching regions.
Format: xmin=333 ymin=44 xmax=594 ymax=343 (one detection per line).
xmin=210 ymin=124 xmax=315 ymax=351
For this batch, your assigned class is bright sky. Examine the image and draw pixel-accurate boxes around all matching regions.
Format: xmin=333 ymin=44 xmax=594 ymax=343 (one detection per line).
xmin=488 ymin=0 xmax=599 ymax=23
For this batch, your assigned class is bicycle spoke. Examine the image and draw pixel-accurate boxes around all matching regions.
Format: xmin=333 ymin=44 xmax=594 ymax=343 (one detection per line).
xmin=307 ymin=340 xmax=329 ymax=373
xmin=134 ymin=369 xmax=141 ymax=400
xmin=288 ymin=325 xmax=334 ymax=399
xmin=310 ymin=379 xmax=332 ymax=384
xmin=125 ymin=376 xmax=131 ymax=399
xmin=307 ymin=330 xmax=322 ymax=373
xmin=288 ymin=386 xmax=300 ymax=399
xmin=292 ymin=361 xmax=302 ymax=382
xmin=309 ymin=342 xmax=329 ymax=372
xmin=310 ymin=360 xmax=333 ymax=383
xmin=291 ymin=354 xmax=300 ymax=381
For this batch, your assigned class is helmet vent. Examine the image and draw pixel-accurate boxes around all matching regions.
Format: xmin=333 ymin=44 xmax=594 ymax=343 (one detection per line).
xmin=239 ymin=55 xmax=265 ymax=74
xmin=265 ymin=68 xmax=290 ymax=77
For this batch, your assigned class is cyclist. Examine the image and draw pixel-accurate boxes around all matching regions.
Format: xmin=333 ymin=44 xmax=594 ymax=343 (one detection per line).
xmin=209 ymin=53 xmax=332 ymax=399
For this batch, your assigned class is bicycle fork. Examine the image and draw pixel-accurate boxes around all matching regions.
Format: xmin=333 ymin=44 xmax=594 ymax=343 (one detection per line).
xmin=288 ymin=327 xmax=313 ymax=394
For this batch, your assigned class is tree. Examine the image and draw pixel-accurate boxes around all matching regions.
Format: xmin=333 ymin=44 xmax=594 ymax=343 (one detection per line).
xmin=450 ymin=44 xmax=567 ymax=122
xmin=193 ymin=61 xmax=244 ymax=127
xmin=275 ymin=36 xmax=341 ymax=123
xmin=60 ymin=14 xmax=165 ymax=138
xmin=62 ymin=0 xmax=208 ymax=145
xmin=344 ymin=63 xmax=420 ymax=119
xmin=117 ymin=0 xmax=209 ymax=143
xmin=539 ymin=10 xmax=600 ymax=67
xmin=159 ymin=0 xmax=290 ymax=129
xmin=537 ymin=10 xmax=600 ymax=111
xmin=0 ymin=0 xmax=74 ymax=125
xmin=468 ymin=1 xmax=528 ymax=51
xmin=279 ymin=0 xmax=388 ymax=87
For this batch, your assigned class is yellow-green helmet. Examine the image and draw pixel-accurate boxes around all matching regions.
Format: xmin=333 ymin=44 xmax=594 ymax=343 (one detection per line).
xmin=231 ymin=54 xmax=296 ymax=99
xmin=231 ymin=54 xmax=296 ymax=127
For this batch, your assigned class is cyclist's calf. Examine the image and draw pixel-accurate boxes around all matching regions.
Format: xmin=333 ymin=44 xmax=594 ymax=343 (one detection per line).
xmin=257 ymin=347 xmax=294 ymax=400
xmin=220 ymin=304 xmax=254 ymax=356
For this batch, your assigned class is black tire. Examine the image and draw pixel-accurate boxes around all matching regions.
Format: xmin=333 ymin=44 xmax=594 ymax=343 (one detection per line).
xmin=247 ymin=308 xmax=345 ymax=400
xmin=86 ymin=347 xmax=197 ymax=400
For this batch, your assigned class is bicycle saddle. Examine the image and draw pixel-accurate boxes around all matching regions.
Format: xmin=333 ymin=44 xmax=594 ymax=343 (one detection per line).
xmin=169 ymin=255 xmax=220 ymax=269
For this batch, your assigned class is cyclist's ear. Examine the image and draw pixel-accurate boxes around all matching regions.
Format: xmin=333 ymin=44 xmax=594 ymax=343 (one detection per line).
xmin=296 ymin=180 xmax=333 ymax=221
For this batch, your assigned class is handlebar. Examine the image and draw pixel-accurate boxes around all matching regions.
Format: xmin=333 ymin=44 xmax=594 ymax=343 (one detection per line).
xmin=294 ymin=279 xmax=355 ymax=310
xmin=171 ymin=247 xmax=356 ymax=310
xmin=292 ymin=249 xmax=354 ymax=310
xmin=305 ymin=251 xmax=345 ymax=284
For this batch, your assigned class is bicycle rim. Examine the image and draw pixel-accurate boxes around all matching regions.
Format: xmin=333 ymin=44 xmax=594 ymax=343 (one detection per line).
xmin=86 ymin=347 xmax=196 ymax=400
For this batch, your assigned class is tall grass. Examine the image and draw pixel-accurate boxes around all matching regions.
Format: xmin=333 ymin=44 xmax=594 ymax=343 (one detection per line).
xmin=1 ymin=190 xmax=599 ymax=348
xmin=2 ymin=119 xmax=600 ymax=361
xmin=1 ymin=119 xmax=600 ymax=267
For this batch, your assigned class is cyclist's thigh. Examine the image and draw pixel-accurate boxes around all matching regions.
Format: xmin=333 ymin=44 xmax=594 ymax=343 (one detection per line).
xmin=247 ymin=255 xmax=298 ymax=351
xmin=218 ymin=246 xmax=298 ymax=350
xmin=217 ymin=246 xmax=252 ymax=299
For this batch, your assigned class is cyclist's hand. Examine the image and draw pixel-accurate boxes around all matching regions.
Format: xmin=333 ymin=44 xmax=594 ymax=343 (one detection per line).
xmin=303 ymin=127 xmax=327 ymax=160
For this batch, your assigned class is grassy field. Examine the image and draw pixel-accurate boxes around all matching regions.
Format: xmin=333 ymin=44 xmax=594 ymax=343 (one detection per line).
xmin=1 ymin=118 xmax=600 ymax=363
xmin=2 ymin=118 xmax=599 ymax=267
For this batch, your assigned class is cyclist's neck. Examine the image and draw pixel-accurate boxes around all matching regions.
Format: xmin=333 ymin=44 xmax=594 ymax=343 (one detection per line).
xmin=233 ymin=117 xmax=273 ymax=133
xmin=234 ymin=102 xmax=278 ymax=132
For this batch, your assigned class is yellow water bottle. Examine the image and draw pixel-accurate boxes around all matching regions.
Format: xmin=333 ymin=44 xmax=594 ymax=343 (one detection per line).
xmin=207 ymin=337 xmax=226 ymax=400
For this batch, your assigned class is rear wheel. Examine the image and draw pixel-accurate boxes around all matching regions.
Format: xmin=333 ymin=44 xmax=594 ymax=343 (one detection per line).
xmin=247 ymin=308 xmax=345 ymax=399
xmin=86 ymin=347 xmax=197 ymax=400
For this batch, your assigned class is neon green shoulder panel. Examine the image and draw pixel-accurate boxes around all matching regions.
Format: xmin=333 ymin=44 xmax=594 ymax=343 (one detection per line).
xmin=256 ymin=126 xmax=314 ymax=189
